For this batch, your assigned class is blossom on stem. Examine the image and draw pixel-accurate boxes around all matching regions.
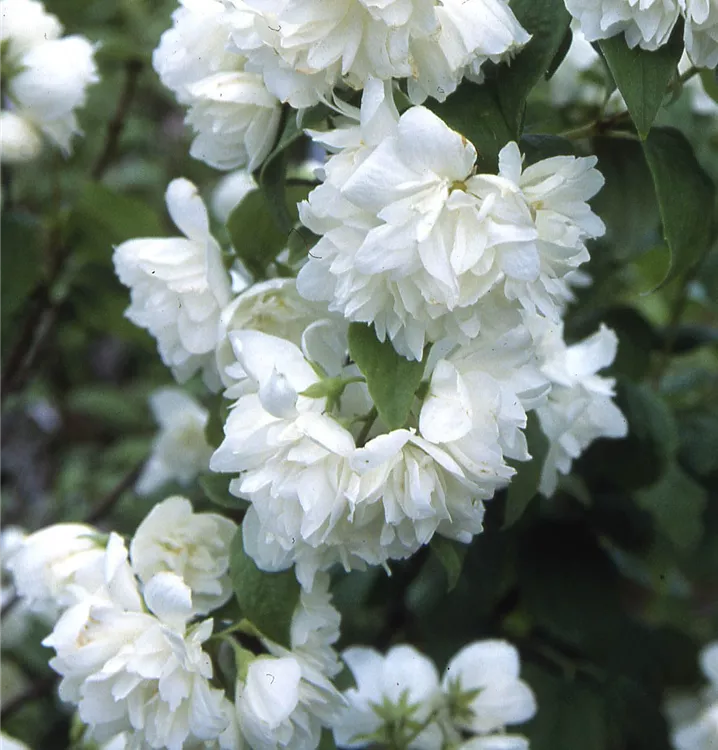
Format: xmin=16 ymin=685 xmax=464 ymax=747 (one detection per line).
xmin=113 ymin=178 xmax=232 ymax=389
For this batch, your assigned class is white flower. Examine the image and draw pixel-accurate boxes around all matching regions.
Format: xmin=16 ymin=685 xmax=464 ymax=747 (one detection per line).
xmin=216 ymin=278 xmax=334 ymax=396
xmin=212 ymin=170 xmax=257 ymax=223
xmin=4 ymin=34 xmax=98 ymax=155
xmin=184 ymin=71 xmax=282 ymax=171
xmin=287 ymin=573 xmax=342 ymax=677
xmin=681 ymin=0 xmax=718 ymax=68
xmin=228 ymin=0 xmax=528 ymax=108
xmin=418 ymin=315 xmax=550 ymax=505
xmin=409 ymin=0 xmax=531 ymax=103
xmin=533 ymin=322 xmax=628 ymax=496
xmin=668 ymin=642 xmax=718 ymax=750
xmin=0 ymin=109 xmax=43 ymax=163
xmin=45 ymin=567 xmax=229 ymax=750
xmin=130 ymin=496 xmax=237 ymax=615
xmin=5 ymin=522 xmax=107 ymax=617
xmin=136 ymin=388 xmax=214 ymax=496
xmin=153 ymin=0 xmax=241 ymax=104
xmin=1 ymin=526 xmax=37 ymax=645
xmin=332 ymin=644 xmax=443 ymax=749
xmin=442 ymin=641 xmax=536 ymax=736
xmin=298 ymin=97 xmax=604 ymax=360
xmin=114 ymin=178 xmax=232 ymax=389
xmin=0 ymin=0 xmax=62 ymax=64
xmin=0 ymin=733 xmax=32 ymax=750
xmin=564 ymin=0 xmax=680 ymax=50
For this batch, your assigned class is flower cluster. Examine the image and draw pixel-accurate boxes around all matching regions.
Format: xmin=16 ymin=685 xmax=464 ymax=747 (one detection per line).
xmin=332 ymin=640 xmax=536 ymax=749
xmin=566 ymin=0 xmax=718 ymax=66
xmin=152 ymin=0 xmax=531 ymax=171
xmin=0 ymin=0 xmax=98 ymax=162
xmin=4 ymin=498 xmax=347 ymax=750
xmin=666 ymin=642 xmax=718 ymax=750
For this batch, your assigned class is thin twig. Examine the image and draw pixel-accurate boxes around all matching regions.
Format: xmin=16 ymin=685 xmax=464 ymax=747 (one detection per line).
xmin=90 ymin=59 xmax=143 ymax=181
xmin=1 ymin=592 xmax=19 ymax=620
xmin=0 ymin=673 xmax=57 ymax=721
xmin=84 ymin=460 xmax=144 ymax=525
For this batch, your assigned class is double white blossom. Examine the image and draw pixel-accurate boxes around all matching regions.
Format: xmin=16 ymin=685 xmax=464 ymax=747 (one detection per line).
xmin=5 ymin=522 xmax=107 ymax=617
xmin=564 ymin=0 xmax=681 ymax=50
xmin=667 ymin=642 xmax=718 ymax=750
xmin=211 ymin=327 xmax=498 ymax=588
xmin=153 ymin=0 xmax=281 ymax=171
xmin=44 ymin=542 xmax=230 ymax=750
xmin=114 ymin=178 xmax=232 ymax=388
xmin=682 ymin=0 xmax=718 ymax=68
xmin=136 ymin=388 xmax=214 ymax=496
xmin=129 ymin=496 xmax=237 ymax=615
xmin=225 ymin=0 xmax=529 ymax=107
xmin=332 ymin=640 xmax=535 ymax=749
xmin=0 ymin=0 xmax=98 ymax=160
xmin=298 ymin=89 xmax=604 ymax=360
xmin=532 ymin=321 xmax=627 ymax=496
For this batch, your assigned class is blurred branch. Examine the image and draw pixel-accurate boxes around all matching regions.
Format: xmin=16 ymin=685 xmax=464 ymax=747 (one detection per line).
xmin=90 ymin=59 xmax=143 ymax=182
xmin=84 ymin=460 xmax=144 ymax=525
xmin=0 ymin=673 xmax=57 ymax=721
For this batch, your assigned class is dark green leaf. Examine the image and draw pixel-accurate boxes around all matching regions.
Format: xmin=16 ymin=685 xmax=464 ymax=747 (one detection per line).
xmin=592 ymin=381 xmax=678 ymax=490
xmin=499 ymin=0 xmax=572 ymax=133
xmin=635 ymin=463 xmax=707 ymax=550
xmin=545 ymin=27 xmax=573 ymax=81
xmin=1 ymin=212 xmax=43 ymax=351
xmin=318 ymin=729 xmax=337 ymax=750
xmin=71 ymin=183 xmax=165 ymax=250
xmin=347 ymin=323 xmax=426 ymax=430
xmin=226 ymin=185 xmax=309 ymax=279
xmin=524 ymin=668 xmax=607 ymax=750
xmin=229 ymin=524 xmax=300 ymax=648
xmin=642 ymin=127 xmax=716 ymax=284
xmin=519 ymin=523 xmax=622 ymax=649
xmin=199 ymin=473 xmax=247 ymax=510
xmin=504 ymin=412 xmax=550 ymax=526
xmin=519 ymin=134 xmax=575 ymax=166
xmin=429 ymin=536 xmax=466 ymax=591
xmin=592 ymin=138 xmax=661 ymax=260
xmin=679 ymin=412 xmax=718 ymax=477
xmin=599 ymin=25 xmax=683 ymax=138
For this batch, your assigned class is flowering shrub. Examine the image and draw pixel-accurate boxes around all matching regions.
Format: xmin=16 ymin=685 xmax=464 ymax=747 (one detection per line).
xmin=1 ymin=0 xmax=717 ymax=749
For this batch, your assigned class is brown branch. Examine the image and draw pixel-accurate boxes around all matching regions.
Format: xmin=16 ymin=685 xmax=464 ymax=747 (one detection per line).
xmin=84 ymin=460 xmax=144 ymax=525
xmin=90 ymin=59 xmax=143 ymax=181
xmin=0 ymin=673 xmax=57 ymax=721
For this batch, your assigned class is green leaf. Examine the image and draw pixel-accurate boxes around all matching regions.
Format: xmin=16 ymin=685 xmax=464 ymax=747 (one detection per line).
xmin=229 ymin=524 xmax=301 ymax=648
xmin=599 ymin=25 xmax=683 ymax=138
xmin=71 ymin=183 xmax=165 ymax=249
xmin=429 ymin=536 xmax=466 ymax=591
xmin=641 ymin=127 xmax=716 ymax=284
xmin=592 ymin=138 xmax=661 ymax=261
xmin=0 ymin=212 xmax=43 ymax=351
xmin=519 ymin=134 xmax=575 ymax=166
xmin=199 ymin=473 xmax=247 ymax=511
xmin=318 ymin=729 xmax=337 ymax=750
xmin=499 ymin=0 xmax=571 ymax=133
xmin=524 ymin=668 xmax=608 ymax=750
xmin=593 ymin=381 xmax=678 ymax=490
xmin=519 ymin=523 xmax=623 ymax=649
xmin=635 ymin=463 xmax=707 ymax=550
xmin=226 ymin=184 xmax=310 ymax=280
xmin=347 ymin=323 xmax=426 ymax=430
xmin=504 ymin=412 xmax=550 ymax=527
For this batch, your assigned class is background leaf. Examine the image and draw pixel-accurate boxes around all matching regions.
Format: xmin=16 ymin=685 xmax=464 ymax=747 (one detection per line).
xmin=229 ymin=524 xmax=300 ymax=648
xmin=641 ymin=127 xmax=716 ymax=284
xmin=599 ymin=26 xmax=683 ymax=138
xmin=347 ymin=323 xmax=425 ymax=430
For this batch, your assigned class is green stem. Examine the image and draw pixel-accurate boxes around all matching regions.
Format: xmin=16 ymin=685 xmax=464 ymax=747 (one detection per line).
xmin=356 ymin=406 xmax=378 ymax=447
